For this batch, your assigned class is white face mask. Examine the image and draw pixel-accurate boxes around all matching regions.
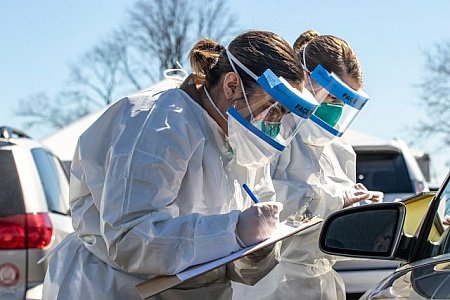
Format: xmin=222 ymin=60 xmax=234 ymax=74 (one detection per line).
xmin=299 ymin=118 xmax=336 ymax=147
xmin=203 ymin=87 xmax=280 ymax=167
xmin=227 ymin=114 xmax=279 ymax=167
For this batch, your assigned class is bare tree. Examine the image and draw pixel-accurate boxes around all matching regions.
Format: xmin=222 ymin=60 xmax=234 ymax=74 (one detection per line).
xmin=68 ymin=41 xmax=120 ymax=107
xmin=126 ymin=0 xmax=237 ymax=79
xmin=16 ymin=0 xmax=237 ymax=131
xmin=416 ymin=41 xmax=450 ymax=147
xmin=15 ymin=91 xmax=92 ymax=129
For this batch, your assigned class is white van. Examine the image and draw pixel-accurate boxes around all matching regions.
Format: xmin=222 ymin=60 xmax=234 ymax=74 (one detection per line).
xmin=0 ymin=126 xmax=73 ymax=300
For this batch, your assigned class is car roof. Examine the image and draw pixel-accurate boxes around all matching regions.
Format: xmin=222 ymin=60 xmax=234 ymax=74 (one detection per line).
xmin=352 ymin=143 xmax=403 ymax=153
xmin=342 ymin=129 xmax=388 ymax=146
xmin=1 ymin=137 xmax=45 ymax=149
xmin=350 ymin=138 xmax=414 ymax=154
xmin=0 ymin=126 xmax=52 ymax=151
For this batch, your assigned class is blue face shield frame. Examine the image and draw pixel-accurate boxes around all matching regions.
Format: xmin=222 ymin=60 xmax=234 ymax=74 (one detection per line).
xmin=256 ymin=69 xmax=318 ymax=119
xmin=310 ymin=64 xmax=369 ymax=110
xmin=308 ymin=64 xmax=370 ymax=137
xmin=226 ymin=49 xmax=318 ymax=150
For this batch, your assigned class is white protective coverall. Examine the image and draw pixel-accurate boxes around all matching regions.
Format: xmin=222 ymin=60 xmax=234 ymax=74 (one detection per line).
xmin=43 ymin=81 xmax=279 ymax=299
xmin=232 ymin=118 xmax=355 ymax=300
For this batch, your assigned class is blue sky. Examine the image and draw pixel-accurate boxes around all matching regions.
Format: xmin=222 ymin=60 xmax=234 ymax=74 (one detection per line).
xmin=1 ymin=1 xmax=449 ymax=181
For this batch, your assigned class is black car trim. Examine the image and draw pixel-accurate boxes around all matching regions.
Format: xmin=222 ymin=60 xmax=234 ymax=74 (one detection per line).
xmin=410 ymin=172 xmax=450 ymax=262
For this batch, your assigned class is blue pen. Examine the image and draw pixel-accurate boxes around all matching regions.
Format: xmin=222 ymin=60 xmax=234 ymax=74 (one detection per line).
xmin=242 ymin=183 xmax=259 ymax=204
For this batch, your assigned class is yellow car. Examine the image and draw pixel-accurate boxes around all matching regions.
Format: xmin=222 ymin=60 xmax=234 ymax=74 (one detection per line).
xmin=320 ymin=171 xmax=450 ymax=299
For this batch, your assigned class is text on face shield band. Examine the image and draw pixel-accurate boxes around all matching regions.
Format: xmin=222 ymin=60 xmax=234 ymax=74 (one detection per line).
xmin=224 ymin=48 xmax=319 ymax=151
xmin=256 ymin=69 xmax=317 ymax=119
xmin=225 ymin=49 xmax=318 ymax=118
xmin=310 ymin=64 xmax=369 ymax=110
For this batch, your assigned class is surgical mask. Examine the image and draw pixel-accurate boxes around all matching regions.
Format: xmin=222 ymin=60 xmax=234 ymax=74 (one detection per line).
xmin=250 ymin=102 xmax=283 ymax=139
xmin=260 ymin=121 xmax=281 ymax=138
xmin=313 ymin=102 xmax=344 ymax=127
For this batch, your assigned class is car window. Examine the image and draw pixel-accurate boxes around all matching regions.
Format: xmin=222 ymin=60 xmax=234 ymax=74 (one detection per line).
xmin=418 ymin=174 xmax=450 ymax=257
xmin=0 ymin=150 xmax=25 ymax=216
xmin=32 ymin=148 xmax=70 ymax=215
xmin=356 ymin=151 xmax=414 ymax=193
xmin=444 ymin=188 xmax=450 ymax=218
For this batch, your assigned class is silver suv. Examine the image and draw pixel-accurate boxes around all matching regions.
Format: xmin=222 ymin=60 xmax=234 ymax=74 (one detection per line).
xmin=333 ymin=138 xmax=429 ymax=298
xmin=0 ymin=126 xmax=73 ymax=300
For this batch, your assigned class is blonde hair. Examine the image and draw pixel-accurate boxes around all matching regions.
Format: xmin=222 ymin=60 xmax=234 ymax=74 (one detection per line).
xmin=189 ymin=38 xmax=225 ymax=85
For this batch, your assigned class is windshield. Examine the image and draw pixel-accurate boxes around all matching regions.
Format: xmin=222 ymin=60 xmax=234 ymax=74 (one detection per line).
xmin=356 ymin=151 xmax=414 ymax=193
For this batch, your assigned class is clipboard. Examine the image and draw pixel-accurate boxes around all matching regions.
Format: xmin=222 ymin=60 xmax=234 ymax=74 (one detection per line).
xmin=135 ymin=216 xmax=322 ymax=299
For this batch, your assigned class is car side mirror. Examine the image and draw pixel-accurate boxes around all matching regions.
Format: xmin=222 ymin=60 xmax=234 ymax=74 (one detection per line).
xmin=319 ymin=202 xmax=406 ymax=259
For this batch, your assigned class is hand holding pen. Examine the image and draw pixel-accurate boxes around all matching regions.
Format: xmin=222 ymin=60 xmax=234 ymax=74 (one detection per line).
xmin=235 ymin=184 xmax=283 ymax=246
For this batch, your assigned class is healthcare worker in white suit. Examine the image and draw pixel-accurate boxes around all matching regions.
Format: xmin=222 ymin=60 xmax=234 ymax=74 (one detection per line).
xmin=232 ymin=30 xmax=383 ymax=300
xmin=42 ymin=31 xmax=319 ymax=300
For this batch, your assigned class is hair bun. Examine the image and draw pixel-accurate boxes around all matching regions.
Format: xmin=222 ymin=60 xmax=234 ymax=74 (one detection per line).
xmin=293 ymin=29 xmax=320 ymax=54
xmin=189 ymin=38 xmax=225 ymax=78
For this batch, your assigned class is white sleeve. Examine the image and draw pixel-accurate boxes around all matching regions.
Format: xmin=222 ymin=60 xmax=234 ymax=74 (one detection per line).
xmin=75 ymin=95 xmax=241 ymax=275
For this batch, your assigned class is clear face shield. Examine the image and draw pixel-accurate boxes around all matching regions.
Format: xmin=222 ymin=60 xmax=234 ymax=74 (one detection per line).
xmin=307 ymin=64 xmax=369 ymax=137
xmin=226 ymin=49 xmax=318 ymax=151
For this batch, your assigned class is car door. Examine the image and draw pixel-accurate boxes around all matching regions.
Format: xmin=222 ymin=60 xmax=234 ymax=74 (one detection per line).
xmin=29 ymin=148 xmax=73 ymax=284
xmin=406 ymin=172 xmax=450 ymax=263
xmin=319 ymin=172 xmax=450 ymax=299
xmin=360 ymin=172 xmax=450 ymax=299
xmin=31 ymin=147 xmax=72 ymax=239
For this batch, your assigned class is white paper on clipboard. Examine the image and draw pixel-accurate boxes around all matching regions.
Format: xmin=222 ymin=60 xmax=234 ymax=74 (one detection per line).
xmin=135 ymin=216 xmax=322 ymax=299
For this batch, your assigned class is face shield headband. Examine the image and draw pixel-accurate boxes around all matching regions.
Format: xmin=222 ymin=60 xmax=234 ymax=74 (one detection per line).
xmin=308 ymin=64 xmax=369 ymax=137
xmin=225 ymin=48 xmax=318 ymax=150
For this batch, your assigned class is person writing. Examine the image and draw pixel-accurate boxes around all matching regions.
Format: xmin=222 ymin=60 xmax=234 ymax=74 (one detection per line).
xmin=233 ymin=30 xmax=383 ymax=299
xmin=43 ymin=30 xmax=318 ymax=299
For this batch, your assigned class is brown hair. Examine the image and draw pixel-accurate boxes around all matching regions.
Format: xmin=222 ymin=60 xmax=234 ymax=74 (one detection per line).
xmin=189 ymin=31 xmax=303 ymax=92
xmin=293 ymin=29 xmax=363 ymax=85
